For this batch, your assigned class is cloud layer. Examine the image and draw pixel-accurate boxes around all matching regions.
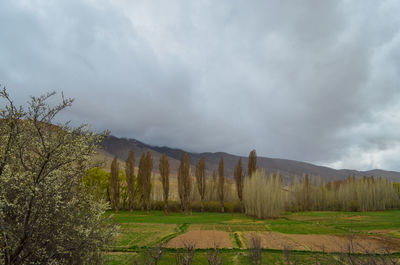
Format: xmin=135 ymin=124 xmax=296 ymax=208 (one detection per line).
xmin=1 ymin=0 xmax=400 ymax=170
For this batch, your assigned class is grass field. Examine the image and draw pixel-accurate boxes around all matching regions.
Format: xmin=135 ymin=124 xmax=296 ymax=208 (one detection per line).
xmin=104 ymin=210 xmax=400 ymax=264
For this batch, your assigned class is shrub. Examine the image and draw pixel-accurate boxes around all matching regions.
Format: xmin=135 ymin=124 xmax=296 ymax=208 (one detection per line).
xmin=348 ymin=200 xmax=359 ymax=212
xmin=0 ymin=89 xmax=115 ymax=264
xmin=151 ymin=201 xmax=181 ymax=212
xmin=192 ymin=201 xmax=220 ymax=212
xmin=190 ymin=201 xmax=242 ymax=213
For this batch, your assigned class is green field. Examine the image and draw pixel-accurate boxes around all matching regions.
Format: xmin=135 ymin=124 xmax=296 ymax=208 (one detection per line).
xmin=104 ymin=210 xmax=400 ymax=264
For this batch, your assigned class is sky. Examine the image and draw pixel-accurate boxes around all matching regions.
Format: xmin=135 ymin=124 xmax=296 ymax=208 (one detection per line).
xmin=1 ymin=0 xmax=400 ymax=171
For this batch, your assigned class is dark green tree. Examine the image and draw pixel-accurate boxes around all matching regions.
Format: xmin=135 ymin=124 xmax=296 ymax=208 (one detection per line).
xmin=248 ymin=149 xmax=257 ymax=178
xmin=234 ymin=158 xmax=244 ymax=212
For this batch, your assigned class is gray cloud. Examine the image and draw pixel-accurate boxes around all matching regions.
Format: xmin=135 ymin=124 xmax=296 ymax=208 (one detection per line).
xmin=1 ymin=0 xmax=400 ymax=170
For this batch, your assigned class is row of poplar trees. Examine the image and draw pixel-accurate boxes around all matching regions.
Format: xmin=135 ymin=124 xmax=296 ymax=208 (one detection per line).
xmin=110 ymin=151 xmax=153 ymax=213
xmin=109 ymin=149 xmax=258 ymax=215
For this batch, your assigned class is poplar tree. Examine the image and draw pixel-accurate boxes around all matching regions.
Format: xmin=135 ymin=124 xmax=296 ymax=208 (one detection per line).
xmin=218 ymin=158 xmax=225 ymax=213
xmin=212 ymin=170 xmax=218 ymax=201
xmin=125 ymin=150 xmax=135 ymax=212
xmin=248 ymin=150 xmax=257 ymax=178
xmin=234 ymin=158 xmax=244 ymax=212
xmin=144 ymin=152 xmax=153 ymax=214
xmin=159 ymin=154 xmax=170 ymax=214
xmin=111 ymin=156 xmax=120 ymax=211
xmin=195 ymin=157 xmax=206 ymax=212
xmin=302 ymin=174 xmax=311 ymax=211
xmin=138 ymin=153 xmax=146 ymax=211
xmin=177 ymin=155 xmax=184 ymax=210
xmin=178 ymin=153 xmax=192 ymax=215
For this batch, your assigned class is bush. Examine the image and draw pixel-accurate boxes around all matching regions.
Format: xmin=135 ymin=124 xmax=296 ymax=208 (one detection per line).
xmin=348 ymin=200 xmax=359 ymax=212
xmin=148 ymin=200 xmax=245 ymax=213
xmin=0 ymin=89 xmax=115 ymax=264
xmin=190 ymin=201 xmax=242 ymax=213
xmin=191 ymin=201 xmax=219 ymax=212
xmin=150 ymin=201 xmax=181 ymax=212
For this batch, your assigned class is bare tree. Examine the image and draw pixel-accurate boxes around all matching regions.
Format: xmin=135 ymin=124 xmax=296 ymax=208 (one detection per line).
xmin=248 ymin=149 xmax=257 ymax=178
xmin=249 ymin=234 xmax=262 ymax=265
xmin=195 ymin=157 xmax=206 ymax=212
xmin=146 ymin=244 xmax=165 ymax=265
xmin=159 ymin=154 xmax=170 ymax=214
xmin=175 ymin=240 xmax=196 ymax=265
xmin=126 ymin=150 xmax=135 ymax=212
xmin=218 ymin=158 xmax=225 ymax=213
xmin=131 ymin=244 xmax=164 ymax=265
xmin=234 ymin=158 xmax=244 ymax=212
xmin=111 ymin=156 xmax=120 ymax=211
xmin=207 ymin=245 xmax=223 ymax=265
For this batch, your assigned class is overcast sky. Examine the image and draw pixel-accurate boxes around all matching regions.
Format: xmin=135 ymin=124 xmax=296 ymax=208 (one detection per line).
xmin=1 ymin=0 xmax=400 ymax=171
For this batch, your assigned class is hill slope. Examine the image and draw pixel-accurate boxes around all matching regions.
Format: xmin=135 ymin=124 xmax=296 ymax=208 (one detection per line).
xmin=99 ymin=135 xmax=400 ymax=182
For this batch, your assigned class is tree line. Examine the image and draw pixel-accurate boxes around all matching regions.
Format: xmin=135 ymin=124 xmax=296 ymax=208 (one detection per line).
xmin=103 ymin=149 xmax=258 ymax=215
xmin=88 ymin=148 xmax=400 ymax=218
xmin=244 ymin=170 xmax=400 ymax=219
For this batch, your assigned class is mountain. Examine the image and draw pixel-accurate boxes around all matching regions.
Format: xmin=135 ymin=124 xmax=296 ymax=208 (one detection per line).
xmin=99 ymin=135 xmax=400 ymax=182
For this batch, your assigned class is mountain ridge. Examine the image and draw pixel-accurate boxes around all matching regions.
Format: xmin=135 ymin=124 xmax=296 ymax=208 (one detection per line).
xmin=99 ymin=135 xmax=400 ymax=182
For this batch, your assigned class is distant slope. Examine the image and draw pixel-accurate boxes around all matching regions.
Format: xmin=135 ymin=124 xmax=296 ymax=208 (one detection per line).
xmin=100 ymin=135 xmax=400 ymax=182
xmin=100 ymin=136 xmax=181 ymax=175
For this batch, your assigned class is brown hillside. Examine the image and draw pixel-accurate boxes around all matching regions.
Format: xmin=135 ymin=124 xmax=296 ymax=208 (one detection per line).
xmin=100 ymin=135 xmax=400 ymax=182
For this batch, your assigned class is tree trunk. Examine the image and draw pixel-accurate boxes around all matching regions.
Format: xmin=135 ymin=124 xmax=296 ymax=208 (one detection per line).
xmin=240 ymin=200 xmax=245 ymax=213
xmin=164 ymin=200 xmax=168 ymax=215
xmin=201 ymin=200 xmax=204 ymax=212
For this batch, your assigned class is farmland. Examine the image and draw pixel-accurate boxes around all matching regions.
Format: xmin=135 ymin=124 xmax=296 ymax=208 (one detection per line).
xmin=104 ymin=210 xmax=400 ymax=264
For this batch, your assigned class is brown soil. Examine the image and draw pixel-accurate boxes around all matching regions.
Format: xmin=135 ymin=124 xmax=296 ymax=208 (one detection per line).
xmin=167 ymin=230 xmax=400 ymax=253
xmin=245 ymin=232 xmax=307 ymax=251
xmin=244 ymin=232 xmax=400 ymax=253
xmin=288 ymin=234 xmax=400 ymax=253
xmin=166 ymin=230 xmax=232 ymax=249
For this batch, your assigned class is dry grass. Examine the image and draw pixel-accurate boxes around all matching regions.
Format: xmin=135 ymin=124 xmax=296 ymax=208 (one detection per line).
xmin=115 ymin=223 xmax=176 ymax=247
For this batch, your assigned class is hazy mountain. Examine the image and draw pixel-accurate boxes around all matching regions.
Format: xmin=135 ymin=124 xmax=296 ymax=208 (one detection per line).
xmin=99 ymin=135 xmax=400 ymax=182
